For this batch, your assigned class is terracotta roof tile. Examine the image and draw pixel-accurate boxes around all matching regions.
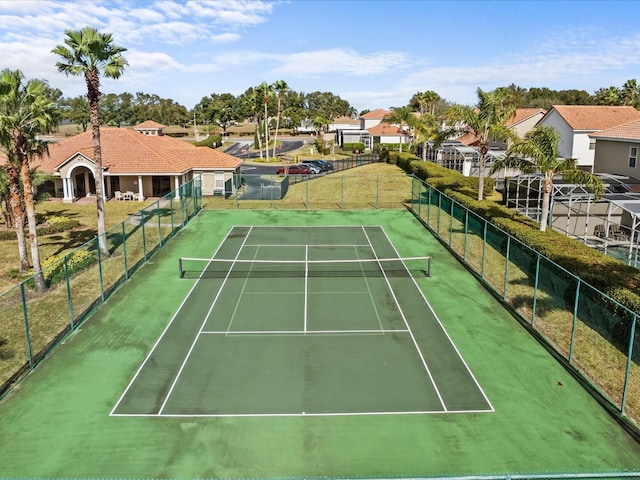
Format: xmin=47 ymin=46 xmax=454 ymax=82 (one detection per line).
xmin=367 ymin=122 xmax=405 ymax=135
xmin=589 ymin=118 xmax=640 ymax=141
xmin=506 ymin=108 xmax=546 ymax=127
xmin=360 ymin=109 xmax=390 ymax=119
xmin=30 ymin=128 xmax=242 ymax=175
xmin=549 ymin=105 xmax=640 ymax=131
xmin=134 ymin=120 xmax=166 ymax=129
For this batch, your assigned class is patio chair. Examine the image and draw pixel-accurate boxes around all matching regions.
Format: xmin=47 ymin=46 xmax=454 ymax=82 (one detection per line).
xmin=608 ymin=224 xmax=629 ymax=241
xmin=594 ymin=224 xmax=607 ymax=238
xmin=132 ymin=192 xmax=144 ymax=201
xmin=114 ymin=191 xmax=123 ymax=201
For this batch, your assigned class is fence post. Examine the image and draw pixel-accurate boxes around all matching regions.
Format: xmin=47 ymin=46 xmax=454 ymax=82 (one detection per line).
xmin=449 ymin=199 xmax=454 ymax=246
xmin=532 ymin=253 xmax=541 ymax=326
xmin=341 ymin=175 xmax=344 ymax=210
xmin=122 ymin=222 xmax=129 ymax=280
xmin=481 ymin=218 xmax=487 ymax=279
xmin=621 ymin=314 xmax=637 ymax=415
xmin=463 ymin=208 xmax=469 ymax=260
xmin=97 ymin=236 xmax=105 ymax=302
xmin=156 ymin=201 xmax=162 ymax=247
xmin=503 ymin=236 xmax=511 ymax=300
xmin=20 ymin=283 xmax=33 ymax=370
xmin=142 ymin=210 xmax=148 ymax=262
xmin=169 ymin=195 xmax=175 ymax=236
xmin=376 ymin=174 xmax=379 ymax=209
xmin=427 ymin=184 xmax=432 ymax=225
xmin=64 ymin=256 xmax=74 ymax=329
xmin=569 ymin=278 xmax=581 ymax=363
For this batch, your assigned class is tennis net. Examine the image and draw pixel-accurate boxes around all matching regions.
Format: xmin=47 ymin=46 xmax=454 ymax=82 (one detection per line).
xmin=179 ymin=256 xmax=432 ymax=279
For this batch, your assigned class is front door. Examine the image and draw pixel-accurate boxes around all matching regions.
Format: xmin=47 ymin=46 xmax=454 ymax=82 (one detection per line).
xmin=75 ymin=173 xmax=86 ymax=197
xmin=152 ymin=176 xmax=171 ymax=197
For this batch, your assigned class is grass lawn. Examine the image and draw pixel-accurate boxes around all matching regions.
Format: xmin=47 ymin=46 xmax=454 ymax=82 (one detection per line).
xmin=0 ymin=199 xmax=156 ymax=293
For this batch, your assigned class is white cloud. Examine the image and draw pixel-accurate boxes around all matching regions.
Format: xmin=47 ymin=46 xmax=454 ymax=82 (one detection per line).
xmin=272 ymin=48 xmax=410 ymax=77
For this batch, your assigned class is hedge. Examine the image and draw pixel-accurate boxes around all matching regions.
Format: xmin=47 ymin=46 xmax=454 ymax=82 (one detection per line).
xmin=388 ymin=151 xmax=640 ymax=315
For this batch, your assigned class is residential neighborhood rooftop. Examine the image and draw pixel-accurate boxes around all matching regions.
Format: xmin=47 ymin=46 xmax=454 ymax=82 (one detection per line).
xmin=547 ymin=105 xmax=640 ymax=131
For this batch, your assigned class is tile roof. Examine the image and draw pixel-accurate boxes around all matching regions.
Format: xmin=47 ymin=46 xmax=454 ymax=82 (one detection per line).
xmin=589 ymin=118 xmax=640 ymax=142
xmin=506 ymin=108 xmax=546 ymax=127
xmin=367 ymin=122 xmax=405 ymax=135
xmin=548 ymin=105 xmax=640 ymax=131
xmin=134 ymin=120 xmax=166 ymax=129
xmin=360 ymin=108 xmax=390 ymax=119
xmin=30 ymin=128 xmax=242 ymax=175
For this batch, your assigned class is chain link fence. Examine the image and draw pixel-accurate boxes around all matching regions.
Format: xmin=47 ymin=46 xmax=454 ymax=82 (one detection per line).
xmin=410 ymin=176 xmax=640 ymax=429
xmin=0 ymin=178 xmax=202 ymax=397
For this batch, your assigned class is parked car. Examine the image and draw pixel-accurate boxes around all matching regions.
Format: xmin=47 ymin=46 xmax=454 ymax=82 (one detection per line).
xmin=276 ymin=164 xmax=310 ymax=175
xmin=305 ymin=160 xmax=333 ymax=171
xmin=300 ymin=162 xmax=322 ymax=174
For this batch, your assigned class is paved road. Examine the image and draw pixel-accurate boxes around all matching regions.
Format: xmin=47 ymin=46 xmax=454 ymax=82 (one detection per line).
xmin=224 ymin=139 xmax=304 ymax=160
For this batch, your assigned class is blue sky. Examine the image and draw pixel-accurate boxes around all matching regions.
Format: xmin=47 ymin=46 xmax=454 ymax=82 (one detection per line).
xmin=1 ymin=0 xmax=640 ymax=112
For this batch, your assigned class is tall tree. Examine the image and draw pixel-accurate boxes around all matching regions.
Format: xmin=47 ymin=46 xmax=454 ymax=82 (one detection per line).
xmin=0 ymin=69 xmax=57 ymax=289
xmin=445 ymin=88 xmax=516 ymax=201
xmin=490 ymin=126 xmax=604 ymax=232
xmin=256 ymin=82 xmax=273 ymax=162
xmin=407 ymin=112 xmax=452 ymax=163
xmin=621 ymin=79 xmax=640 ymax=109
xmin=271 ymin=80 xmax=289 ymax=157
xmin=0 ymin=149 xmax=29 ymax=273
xmin=52 ymin=26 xmax=128 ymax=257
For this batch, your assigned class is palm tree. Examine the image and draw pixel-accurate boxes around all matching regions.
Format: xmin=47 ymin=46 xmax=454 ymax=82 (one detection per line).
xmin=622 ymin=79 xmax=640 ymax=108
xmin=490 ymin=126 xmax=604 ymax=232
xmin=445 ymin=88 xmax=516 ymax=201
xmin=256 ymin=81 xmax=274 ymax=163
xmin=52 ymin=26 xmax=127 ymax=257
xmin=384 ymin=106 xmax=413 ymax=153
xmin=0 ymin=150 xmax=29 ymax=273
xmin=271 ymin=80 xmax=289 ymax=158
xmin=0 ymin=69 xmax=56 ymax=290
xmin=407 ymin=112 xmax=452 ymax=163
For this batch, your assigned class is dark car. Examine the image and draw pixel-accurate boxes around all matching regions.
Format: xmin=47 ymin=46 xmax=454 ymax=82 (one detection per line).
xmin=305 ymin=160 xmax=333 ymax=171
xmin=276 ymin=164 xmax=310 ymax=175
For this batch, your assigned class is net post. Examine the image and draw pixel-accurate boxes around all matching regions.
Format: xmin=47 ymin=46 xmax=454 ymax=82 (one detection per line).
xmin=178 ymin=257 xmax=183 ymax=278
xmin=426 ymin=256 xmax=432 ymax=277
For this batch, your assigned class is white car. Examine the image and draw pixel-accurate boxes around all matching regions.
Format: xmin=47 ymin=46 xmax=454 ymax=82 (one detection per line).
xmin=300 ymin=163 xmax=321 ymax=174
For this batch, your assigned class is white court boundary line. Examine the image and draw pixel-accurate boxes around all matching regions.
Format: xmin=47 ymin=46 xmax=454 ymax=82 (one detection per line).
xmin=157 ymin=227 xmax=254 ymax=415
xmin=112 ymin=224 xmax=493 ymax=418
xmin=378 ymin=226 xmax=495 ymax=413
xmin=361 ymin=226 xmax=447 ymax=412
xmin=110 ymin=226 xmax=241 ymax=416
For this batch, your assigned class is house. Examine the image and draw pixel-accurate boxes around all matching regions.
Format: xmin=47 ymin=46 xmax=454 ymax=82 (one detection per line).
xmin=335 ymin=109 xmax=398 ymax=149
xmin=329 ymin=116 xmax=359 ymax=132
xmin=536 ymin=106 xmax=640 ymax=171
xmin=455 ymin=108 xmax=547 ymax=149
xmin=367 ymin=122 xmax=411 ymax=149
xmin=26 ymin=122 xmax=243 ymax=202
xmin=590 ymin=118 xmax=640 ymax=176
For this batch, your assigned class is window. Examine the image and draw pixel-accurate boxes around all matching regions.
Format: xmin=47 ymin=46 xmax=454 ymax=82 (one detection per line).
xmin=589 ymin=139 xmax=596 ymax=150
xmin=630 ymin=147 xmax=638 ymax=168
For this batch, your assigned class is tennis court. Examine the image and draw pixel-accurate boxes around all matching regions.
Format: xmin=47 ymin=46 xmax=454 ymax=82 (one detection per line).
xmin=1 ymin=210 xmax=640 ymax=478
xmin=112 ymin=225 xmax=491 ymax=417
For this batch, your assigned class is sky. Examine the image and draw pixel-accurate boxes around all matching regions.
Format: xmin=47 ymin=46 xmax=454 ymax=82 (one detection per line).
xmin=1 ymin=0 xmax=640 ymax=113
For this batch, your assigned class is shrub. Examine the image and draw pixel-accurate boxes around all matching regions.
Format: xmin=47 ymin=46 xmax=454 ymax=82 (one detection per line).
xmin=342 ymin=142 xmax=365 ymax=153
xmin=40 ymin=249 xmax=97 ymax=286
xmin=194 ymin=134 xmax=222 ymax=148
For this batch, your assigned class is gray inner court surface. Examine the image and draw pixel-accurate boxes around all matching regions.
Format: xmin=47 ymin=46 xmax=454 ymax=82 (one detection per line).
xmin=111 ymin=225 xmax=493 ymax=417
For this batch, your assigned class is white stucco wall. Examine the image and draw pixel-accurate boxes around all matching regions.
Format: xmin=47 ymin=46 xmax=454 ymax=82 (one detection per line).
xmin=538 ymin=110 xmax=594 ymax=169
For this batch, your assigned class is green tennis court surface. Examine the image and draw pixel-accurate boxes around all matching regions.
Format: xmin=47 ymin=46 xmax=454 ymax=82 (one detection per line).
xmin=112 ymin=225 xmax=491 ymax=417
xmin=1 ymin=210 xmax=640 ymax=479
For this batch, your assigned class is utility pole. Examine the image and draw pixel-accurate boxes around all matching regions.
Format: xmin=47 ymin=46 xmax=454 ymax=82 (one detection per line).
xmin=193 ymin=110 xmax=197 ymax=141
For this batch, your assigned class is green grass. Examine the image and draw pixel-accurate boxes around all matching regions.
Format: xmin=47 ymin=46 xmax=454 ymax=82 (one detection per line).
xmin=0 ymin=200 xmax=156 ymax=293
